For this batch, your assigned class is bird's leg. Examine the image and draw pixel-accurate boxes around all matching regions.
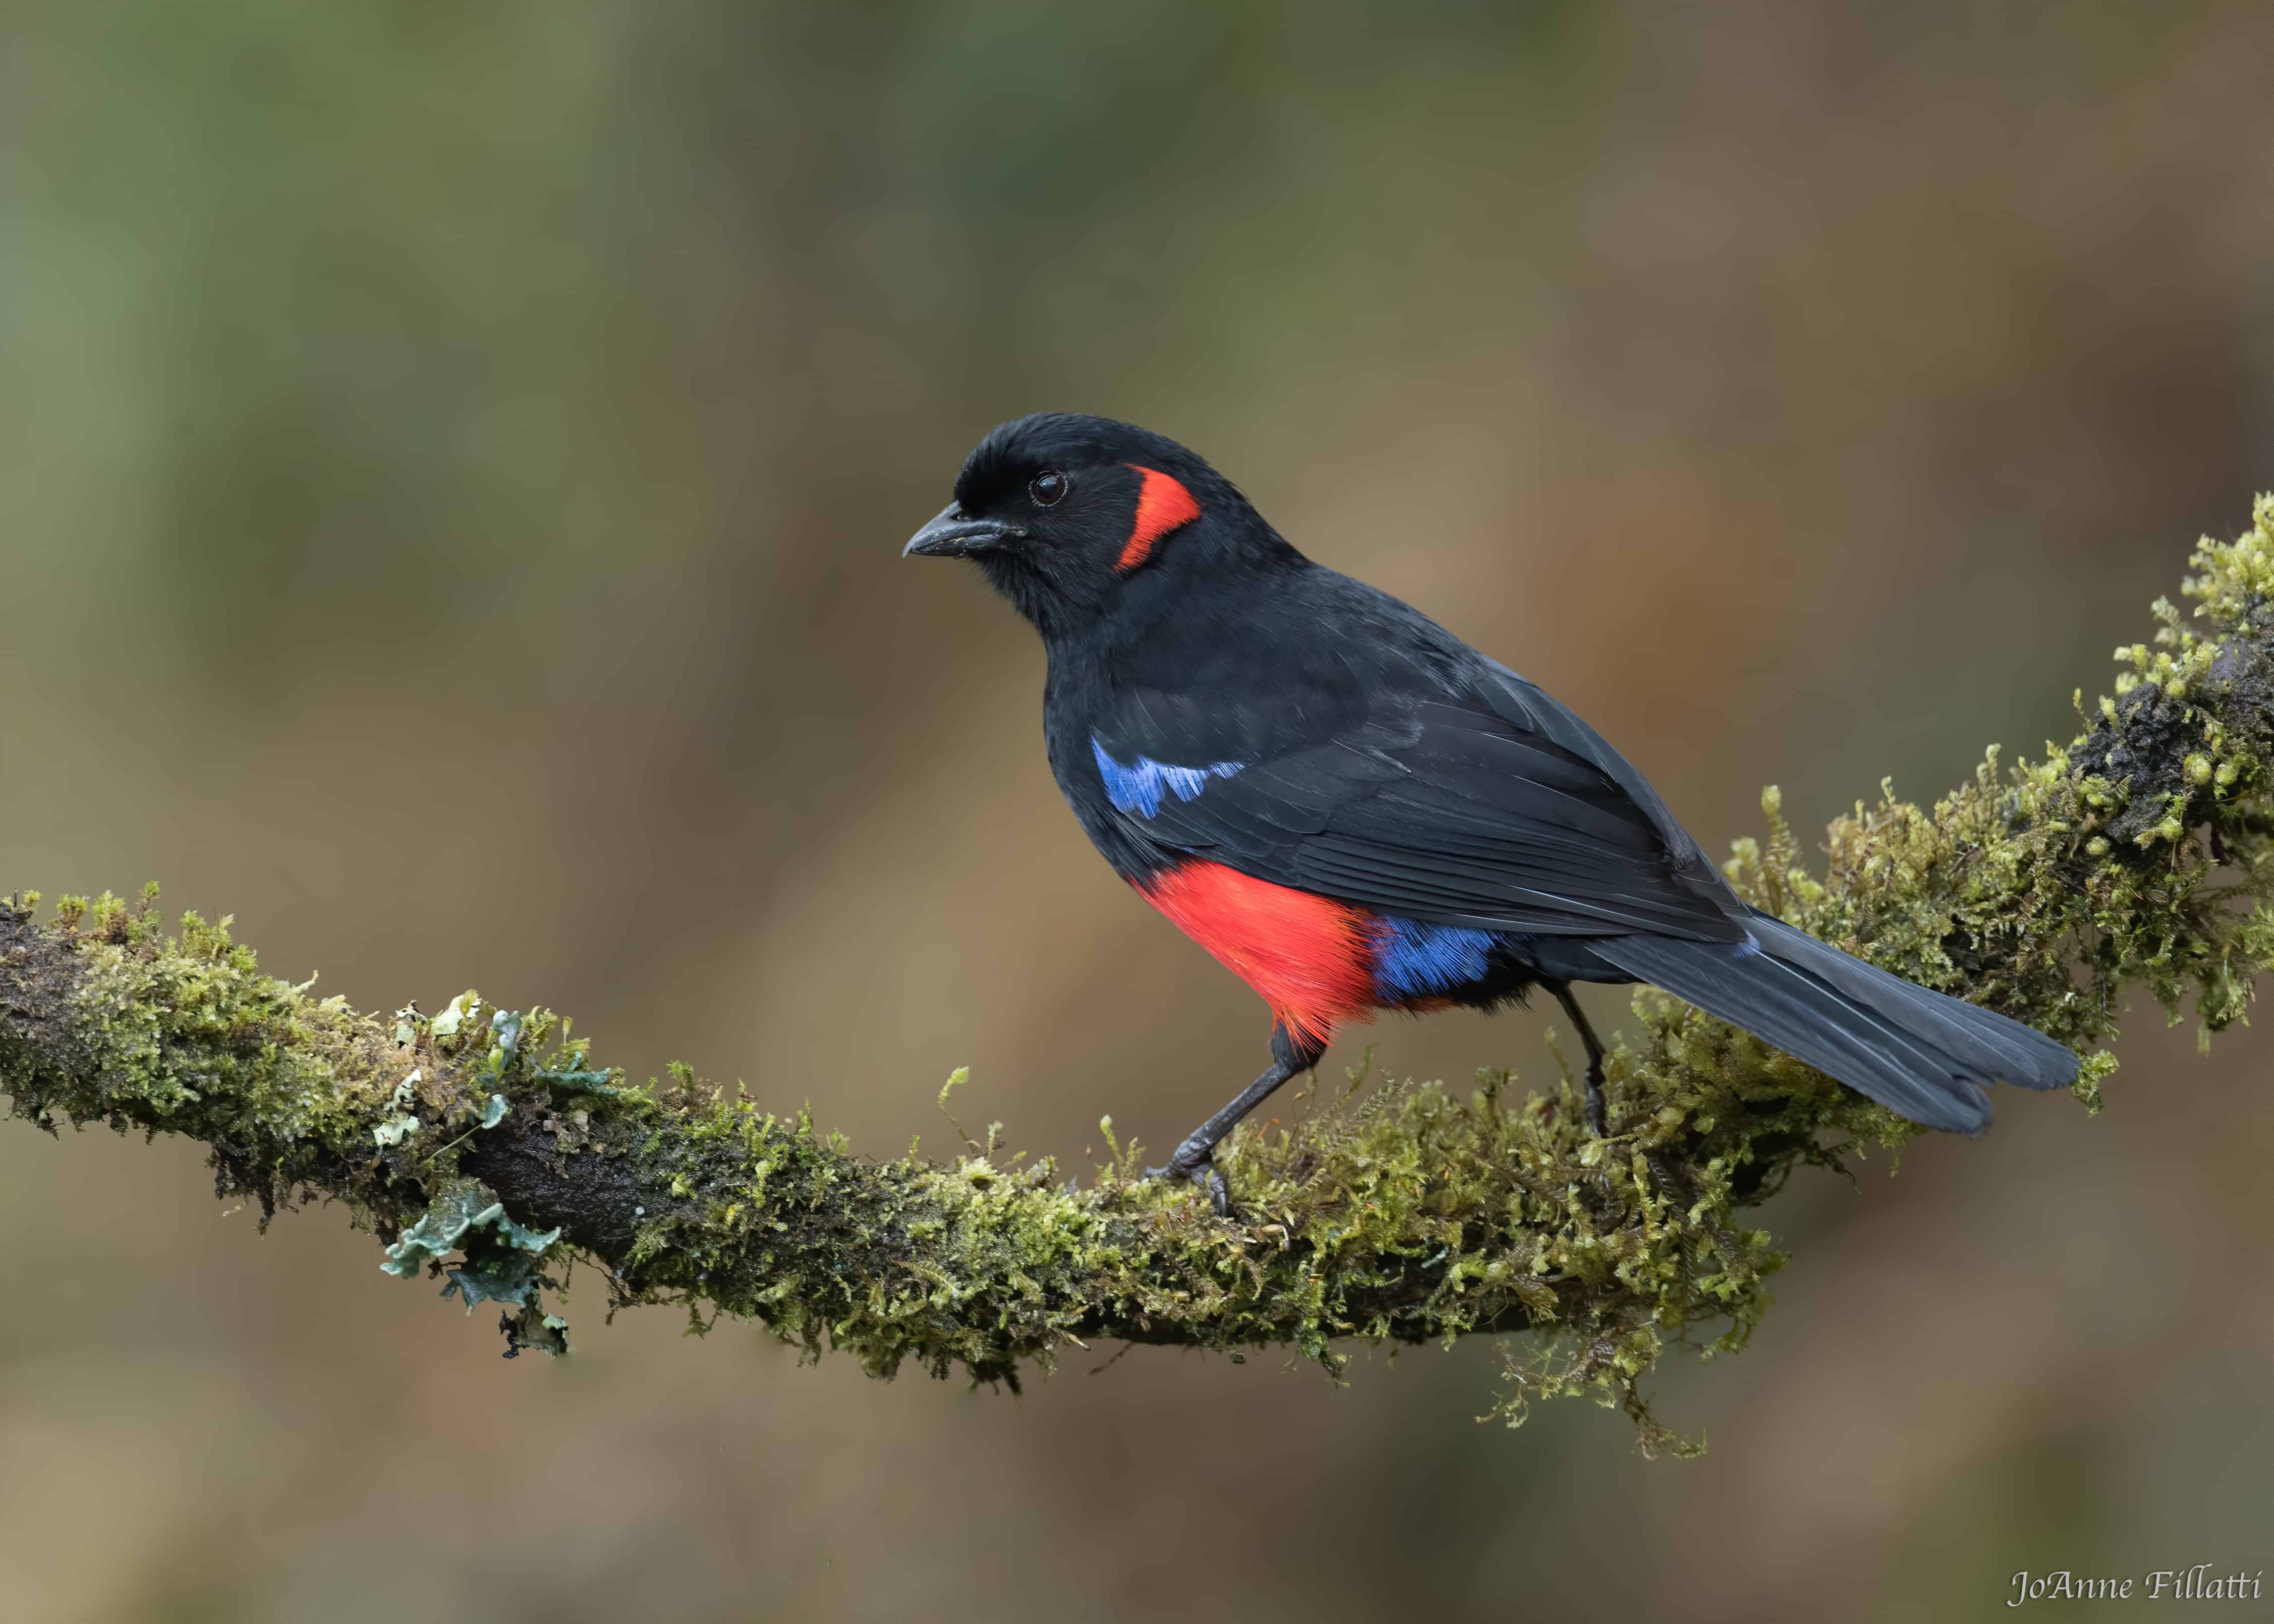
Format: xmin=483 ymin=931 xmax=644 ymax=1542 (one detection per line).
xmin=1546 ymin=979 xmax=1611 ymax=1135
xmin=1149 ymin=1023 xmax=1324 ymax=1214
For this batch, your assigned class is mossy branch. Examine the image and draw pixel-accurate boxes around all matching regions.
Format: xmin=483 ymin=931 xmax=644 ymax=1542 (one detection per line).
xmin=8 ymin=500 xmax=2274 ymax=1454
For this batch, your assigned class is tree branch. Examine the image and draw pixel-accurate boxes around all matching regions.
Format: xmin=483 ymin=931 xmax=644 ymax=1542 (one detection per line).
xmin=7 ymin=498 xmax=2273 ymax=1454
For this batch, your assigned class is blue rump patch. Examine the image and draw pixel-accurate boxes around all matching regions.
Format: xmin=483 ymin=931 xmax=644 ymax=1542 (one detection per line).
xmin=1092 ymin=738 xmax=1244 ymax=819
xmin=1372 ymin=916 xmax=1500 ymax=1002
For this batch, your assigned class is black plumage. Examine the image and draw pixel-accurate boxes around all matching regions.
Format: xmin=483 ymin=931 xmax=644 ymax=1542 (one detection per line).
xmin=905 ymin=412 xmax=2077 ymax=1198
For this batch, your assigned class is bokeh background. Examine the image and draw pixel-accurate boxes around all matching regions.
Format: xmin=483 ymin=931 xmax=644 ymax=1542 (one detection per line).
xmin=6 ymin=3 xmax=2272 ymax=1620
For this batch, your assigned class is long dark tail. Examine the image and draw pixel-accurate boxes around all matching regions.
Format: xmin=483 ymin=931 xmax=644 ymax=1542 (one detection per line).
xmin=1591 ymin=910 xmax=2077 ymax=1134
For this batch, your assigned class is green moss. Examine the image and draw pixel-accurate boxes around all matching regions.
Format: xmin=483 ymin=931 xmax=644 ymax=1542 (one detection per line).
xmin=5 ymin=496 xmax=2274 ymax=1454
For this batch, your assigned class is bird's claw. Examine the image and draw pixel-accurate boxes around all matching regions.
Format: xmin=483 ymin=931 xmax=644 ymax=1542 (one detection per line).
xmin=1144 ymin=1155 xmax=1235 ymax=1217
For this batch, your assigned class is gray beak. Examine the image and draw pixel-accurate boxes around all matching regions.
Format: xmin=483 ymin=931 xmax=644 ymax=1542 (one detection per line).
xmin=903 ymin=504 xmax=1026 ymax=558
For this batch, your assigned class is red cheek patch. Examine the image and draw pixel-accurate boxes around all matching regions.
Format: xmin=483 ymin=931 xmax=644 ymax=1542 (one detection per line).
xmin=1115 ymin=465 xmax=1202 ymax=573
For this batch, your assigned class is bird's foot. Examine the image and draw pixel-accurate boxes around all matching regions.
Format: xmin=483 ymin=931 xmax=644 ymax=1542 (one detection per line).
xmin=1144 ymin=1153 xmax=1235 ymax=1217
xmin=1584 ymin=1069 xmax=1608 ymax=1137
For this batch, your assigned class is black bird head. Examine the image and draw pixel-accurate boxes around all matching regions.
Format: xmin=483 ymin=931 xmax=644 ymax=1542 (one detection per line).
xmin=904 ymin=413 xmax=1300 ymax=639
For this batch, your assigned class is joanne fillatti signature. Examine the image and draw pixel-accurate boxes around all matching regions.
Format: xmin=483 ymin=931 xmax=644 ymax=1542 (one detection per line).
xmin=2008 ymin=1567 xmax=2263 ymax=1605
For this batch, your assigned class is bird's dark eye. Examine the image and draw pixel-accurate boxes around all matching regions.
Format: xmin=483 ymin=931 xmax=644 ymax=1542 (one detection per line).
xmin=1029 ymin=470 xmax=1068 ymax=507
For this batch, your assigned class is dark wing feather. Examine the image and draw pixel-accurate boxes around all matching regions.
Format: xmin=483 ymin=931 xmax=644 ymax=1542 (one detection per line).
xmin=1095 ymin=663 xmax=1747 ymax=943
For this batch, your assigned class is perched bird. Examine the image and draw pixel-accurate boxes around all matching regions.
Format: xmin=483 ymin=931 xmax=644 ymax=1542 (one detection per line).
xmin=904 ymin=413 xmax=2077 ymax=1207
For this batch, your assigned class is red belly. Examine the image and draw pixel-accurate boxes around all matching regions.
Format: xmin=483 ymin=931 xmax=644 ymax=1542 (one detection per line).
xmin=1134 ymin=860 xmax=1380 ymax=1045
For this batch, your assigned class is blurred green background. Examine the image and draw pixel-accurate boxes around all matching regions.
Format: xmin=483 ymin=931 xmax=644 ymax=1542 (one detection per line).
xmin=5 ymin=3 xmax=2272 ymax=1620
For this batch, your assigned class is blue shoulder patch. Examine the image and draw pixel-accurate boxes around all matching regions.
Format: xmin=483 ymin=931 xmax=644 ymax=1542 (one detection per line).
xmin=1092 ymin=738 xmax=1245 ymax=819
xmin=1372 ymin=916 xmax=1500 ymax=1002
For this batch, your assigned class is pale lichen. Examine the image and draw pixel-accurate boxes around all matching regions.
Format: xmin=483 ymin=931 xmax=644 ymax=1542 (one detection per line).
xmin=5 ymin=496 xmax=2273 ymax=1454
